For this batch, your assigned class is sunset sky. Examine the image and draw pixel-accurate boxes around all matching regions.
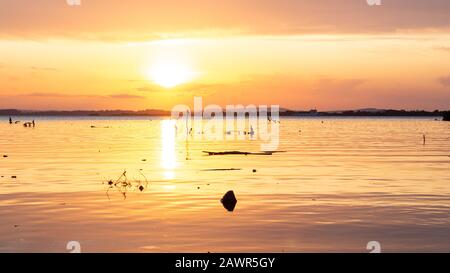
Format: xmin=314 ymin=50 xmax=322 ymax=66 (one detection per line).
xmin=1 ymin=0 xmax=450 ymax=111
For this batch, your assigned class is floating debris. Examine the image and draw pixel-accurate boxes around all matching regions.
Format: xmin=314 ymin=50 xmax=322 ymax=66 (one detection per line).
xmin=203 ymin=151 xmax=286 ymax=156
xmin=105 ymin=170 xmax=149 ymax=199
xmin=221 ymin=190 xmax=237 ymax=212
xmin=443 ymin=111 xmax=450 ymax=121
xmin=200 ymin=168 xmax=242 ymax=172
xmin=23 ymin=122 xmax=33 ymax=127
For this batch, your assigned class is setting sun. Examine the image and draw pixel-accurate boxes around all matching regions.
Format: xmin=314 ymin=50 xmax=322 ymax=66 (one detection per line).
xmin=147 ymin=60 xmax=196 ymax=88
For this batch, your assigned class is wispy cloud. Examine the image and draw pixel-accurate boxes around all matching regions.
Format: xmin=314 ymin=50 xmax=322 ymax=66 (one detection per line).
xmin=22 ymin=92 xmax=145 ymax=99
xmin=136 ymin=82 xmax=222 ymax=95
xmin=29 ymin=66 xmax=58 ymax=72
xmin=438 ymin=75 xmax=450 ymax=86
xmin=23 ymin=92 xmax=102 ymax=98
xmin=314 ymin=78 xmax=367 ymax=92
xmin=109 ymin=94 xmax=145 ymax=99
xmin=1 ymin=0 xmax=450 ymax=41
xmin=136 ymin=86 xmax=159 ymax=92
xmin=435 ymin=46 xmax=450 ymax=52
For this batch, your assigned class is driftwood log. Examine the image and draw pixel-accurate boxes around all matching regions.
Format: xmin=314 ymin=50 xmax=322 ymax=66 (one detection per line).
xmin=203 ymin=151 xmax=286 ymax=156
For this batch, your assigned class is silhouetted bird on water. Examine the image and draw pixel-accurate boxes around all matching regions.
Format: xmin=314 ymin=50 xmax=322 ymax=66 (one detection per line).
xmin=9 ymin=116 xmax=12 ymax=124
xmin=22 ymin=120 xmax=36 ymax=128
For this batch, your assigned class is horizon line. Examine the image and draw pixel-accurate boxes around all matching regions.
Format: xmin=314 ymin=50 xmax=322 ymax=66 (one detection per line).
xmin=1 ymin=107 xmax=449 ymax=113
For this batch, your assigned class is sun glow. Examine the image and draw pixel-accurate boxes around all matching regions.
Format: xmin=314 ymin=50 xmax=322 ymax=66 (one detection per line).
xmin=148 ymin=59 xmax=196 ymax=88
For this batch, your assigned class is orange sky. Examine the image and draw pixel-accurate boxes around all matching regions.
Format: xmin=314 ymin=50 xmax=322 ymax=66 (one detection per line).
xmin=0 ymin=0 xmax=450 ymax=110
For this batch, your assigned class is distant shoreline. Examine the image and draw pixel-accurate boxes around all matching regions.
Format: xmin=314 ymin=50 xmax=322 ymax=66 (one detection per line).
xmin=0 ymin=109 xmax=449 ymax=118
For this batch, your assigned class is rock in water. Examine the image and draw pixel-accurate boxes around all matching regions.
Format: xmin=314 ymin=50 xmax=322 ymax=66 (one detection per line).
xmin=221 ymin=190 xmax=237 ymax=212
xmin=443 ymin=111 xmax=450 ymax=121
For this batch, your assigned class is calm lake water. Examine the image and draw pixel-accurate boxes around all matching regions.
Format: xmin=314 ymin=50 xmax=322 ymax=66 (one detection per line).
xmin=0 ymin=117 xmax=449 ymax=252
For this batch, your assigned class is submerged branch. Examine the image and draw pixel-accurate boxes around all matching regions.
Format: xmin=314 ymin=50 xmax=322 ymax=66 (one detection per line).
xmin=105 ymin=170 xmax=149 ymax=200
xmin=200 ymin=168 xmax=242 ymax=172
xmin=202 ymin=151 xmax=286 ymax=156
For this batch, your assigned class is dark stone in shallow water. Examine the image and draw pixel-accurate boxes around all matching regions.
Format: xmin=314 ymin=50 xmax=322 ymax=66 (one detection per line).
xmin=443 ymin=112 xmax=450 ymax=121
xmin=221 ymin=190 xmax=237 ymax=212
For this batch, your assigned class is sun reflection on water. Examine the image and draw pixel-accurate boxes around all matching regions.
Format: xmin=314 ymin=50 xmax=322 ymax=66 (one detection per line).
xmin=161 ymin=120 xmax=176 ymax=179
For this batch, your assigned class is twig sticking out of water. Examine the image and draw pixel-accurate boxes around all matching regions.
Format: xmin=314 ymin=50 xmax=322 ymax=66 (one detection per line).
xmin=105 ymin=170 xmax=149 ymax=200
